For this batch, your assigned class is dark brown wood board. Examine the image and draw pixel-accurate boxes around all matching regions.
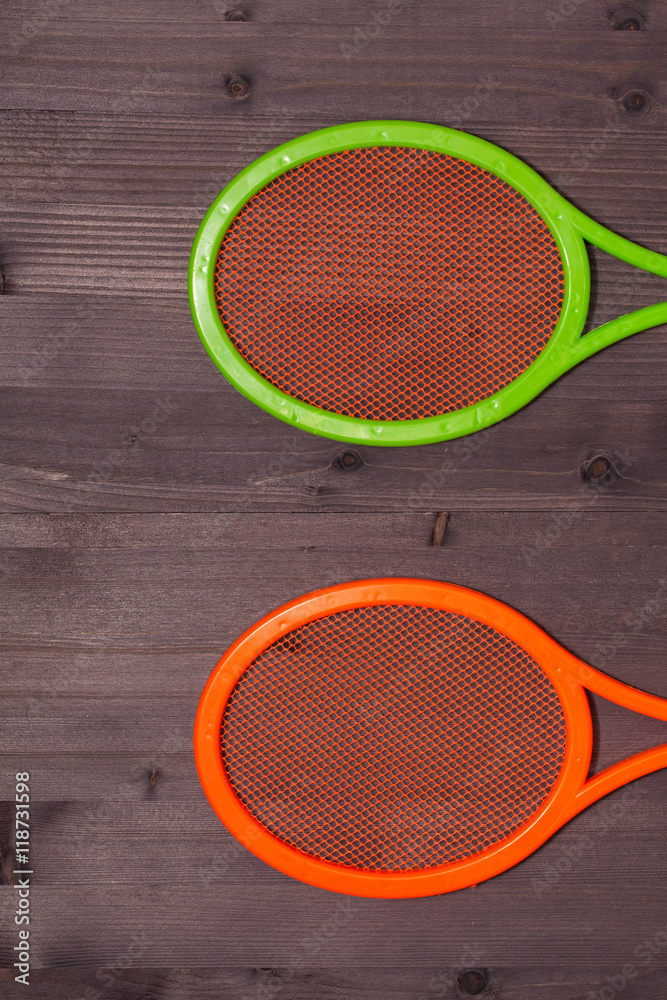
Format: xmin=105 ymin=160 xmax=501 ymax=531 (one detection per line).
xmin=1 ymin=1 xmax=666 ymax=998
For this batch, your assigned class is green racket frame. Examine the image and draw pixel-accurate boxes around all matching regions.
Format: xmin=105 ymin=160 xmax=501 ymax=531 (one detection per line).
xmin=189 ymin=120 xmax=667 ymax=447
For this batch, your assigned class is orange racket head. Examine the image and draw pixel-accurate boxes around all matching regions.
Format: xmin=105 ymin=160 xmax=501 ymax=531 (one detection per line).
xmin=194 ymin=579 xmax=667 ymax=898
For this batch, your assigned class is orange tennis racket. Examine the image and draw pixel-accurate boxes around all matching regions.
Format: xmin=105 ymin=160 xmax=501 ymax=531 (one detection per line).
xmin=194 ymin=579 xmax=667 ymax=897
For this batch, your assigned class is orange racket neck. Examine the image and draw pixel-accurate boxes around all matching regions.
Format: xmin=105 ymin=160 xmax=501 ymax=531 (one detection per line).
xmin=560 ymin=657 xmax=667 ymax=824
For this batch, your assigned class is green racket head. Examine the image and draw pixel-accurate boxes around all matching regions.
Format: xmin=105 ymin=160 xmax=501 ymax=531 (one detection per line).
xmin=189 ymin=121 xmax=667 ymax=447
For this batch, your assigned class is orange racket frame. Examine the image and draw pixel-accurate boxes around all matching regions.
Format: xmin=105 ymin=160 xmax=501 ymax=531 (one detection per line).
xmin=194 ymin=579 xmax=667 ymax=897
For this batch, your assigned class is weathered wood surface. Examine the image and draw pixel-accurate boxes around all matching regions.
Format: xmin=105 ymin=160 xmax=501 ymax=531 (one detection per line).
xmin=0 ymin=511 xmax=666 ymax=998
xmin=0 ymin=319 xmax=665 ymax=512
xmin=1 ymin=0 xmax=666 ymax=997
xmin=0 ymin=396 xmax=665 ymax=511
xmin=1 ymin=114 xmax=665 ymax=212
xmin=3 ymin=0 xmax=667 ymax=28
xmin=1 ymin=113 xmax=666 ymax=512
xmin=6 ymin=965 xmax=667 ymax=1000
xmin=1 ymin=18 xmax=666 ymax=121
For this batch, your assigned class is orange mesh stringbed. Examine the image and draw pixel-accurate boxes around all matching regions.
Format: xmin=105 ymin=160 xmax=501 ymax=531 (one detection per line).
xmin=222 ymin=605 xmax=565 ymax=870
xmin=214 ymin=147 xmax=564 ymax=421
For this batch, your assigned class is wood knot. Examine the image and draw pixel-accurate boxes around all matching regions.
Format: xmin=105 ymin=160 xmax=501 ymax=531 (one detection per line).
xmin=224 ymin=74 xmax=251 ymax=100
xmin=457 ymin=969 xmax=487 ymax=995
xmin=610 ymin=7 xmax=644 ymax=29
xmin=580 ymin=454 xmax=618 ymax=487
xmin=622 ymin=89 xmax=649 ymax=113
xmin=336 ymin=449 xmax=363 ymax=471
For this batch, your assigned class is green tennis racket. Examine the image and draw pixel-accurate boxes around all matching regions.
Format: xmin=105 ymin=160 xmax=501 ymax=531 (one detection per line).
xmin=189 ymin=121 xmax=667 ymax=447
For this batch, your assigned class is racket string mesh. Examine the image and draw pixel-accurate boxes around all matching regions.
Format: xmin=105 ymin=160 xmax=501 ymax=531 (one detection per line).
xmin=215 ymin=147 xmax=565 ymax=421
xmin=221 ymin=606 xmax=567 ymax=871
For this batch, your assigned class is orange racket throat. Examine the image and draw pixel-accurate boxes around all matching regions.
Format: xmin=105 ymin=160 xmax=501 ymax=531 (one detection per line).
xmin=194 ymin=580 xmax=667 ymax=898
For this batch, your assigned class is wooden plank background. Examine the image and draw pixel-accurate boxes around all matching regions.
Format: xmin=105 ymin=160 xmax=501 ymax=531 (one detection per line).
xmin=1 ymin=1 xmax=666 ymax=997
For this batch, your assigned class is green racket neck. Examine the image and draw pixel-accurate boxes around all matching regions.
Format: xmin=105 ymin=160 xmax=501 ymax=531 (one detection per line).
xmin=563 ymin=203 xmax=667 ymax=367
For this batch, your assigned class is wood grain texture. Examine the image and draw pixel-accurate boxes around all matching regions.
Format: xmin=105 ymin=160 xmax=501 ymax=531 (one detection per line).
xmin=1 ymin=21 xmax=666 ymax=120
xmin=1 ymin=112 xmax=665 ymax=515
xmin=3 ymin=0 xmax=667 ymax=29
xmin=5 ymin=966 xmax=667 ymax=1000
xmin=9 ymin=787 xmax=666 ymax=892
xmin=1 ymin=207 xmax=666 ymax=303
xmin=1 ymin=113 xmax=666 ymax=211
xmin=2 ymin=858 xmax=667 ymax=970
xmin=3 ymin=689 xmax=667 ymax=799
xmin=0 ymin=509 xmax=665 ymax=984
xmin=1 ymin=376 xmax=665 ymax=511
xmin=3 ymin=165 xmax=666 ymax=298
xmin=0 ymin=511 xmax=665 ymax=652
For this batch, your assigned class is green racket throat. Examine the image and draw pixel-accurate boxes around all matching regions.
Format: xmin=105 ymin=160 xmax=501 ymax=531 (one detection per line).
xmin=189 ymin=121 xmax=667 ymax=447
